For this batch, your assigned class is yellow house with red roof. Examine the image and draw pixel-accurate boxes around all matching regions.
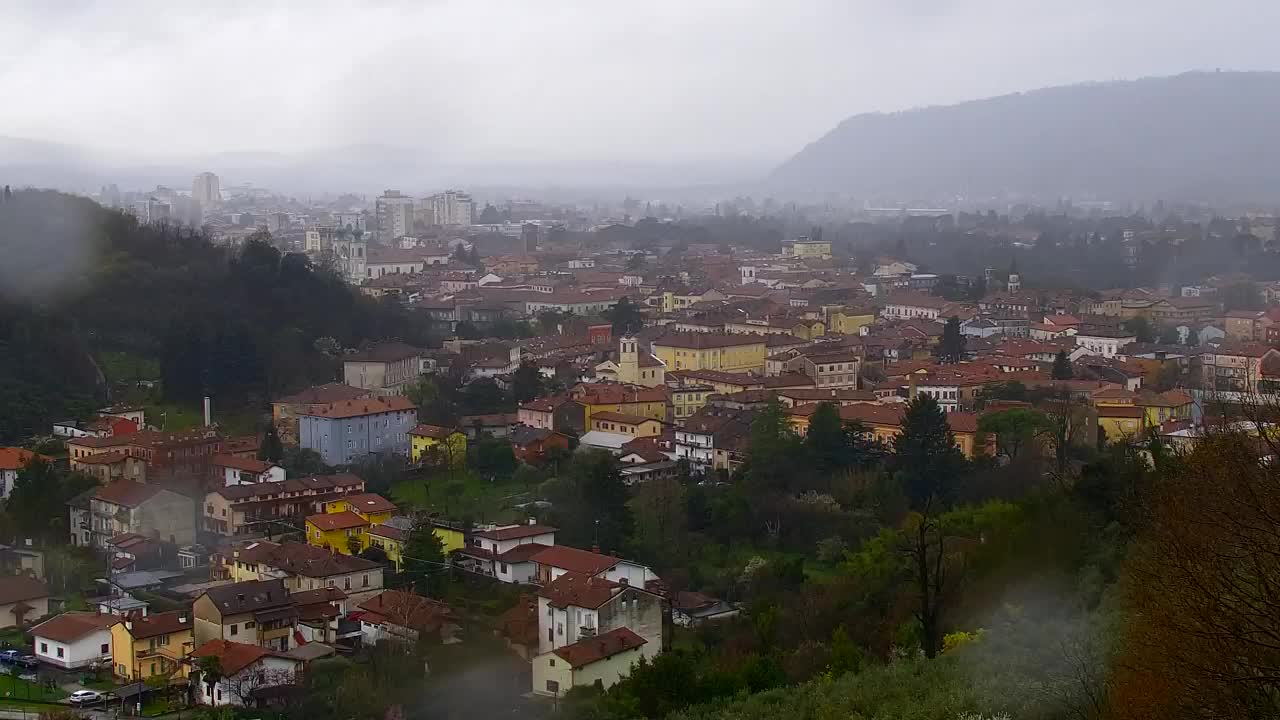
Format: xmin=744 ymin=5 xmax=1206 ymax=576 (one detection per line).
xmin=305 ymin=493 xmax=396 ymax=555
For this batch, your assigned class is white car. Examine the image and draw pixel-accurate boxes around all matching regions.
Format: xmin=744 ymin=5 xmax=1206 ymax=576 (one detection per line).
xmin=69 ymin=690 xmax=103 ymax=706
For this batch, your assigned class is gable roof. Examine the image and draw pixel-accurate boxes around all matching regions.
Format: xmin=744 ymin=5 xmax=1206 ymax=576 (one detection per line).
xmin=0 ymin=576 xmax=49 ymax=606
xmin=305 ymin=511 xmax=368 ymax=532
xmin=93 ymin=480 xmax=164 ymax=508
xmin=471 ymin=524 xmax=557 ymax=542
xmin=212 ymin=454 xmax=276 ymax=474
xmin=119 ymin=609 xmax=192 ymax=640
xmin=551 ymin=627 xmax=647 ymax=668
xmin=529 ymin=545 xmax=619 ymax=575
xmin=337 ymin=493 xmax=397 ymax=514
xmin=201 ymin=579 xmax=290 ymax=615
xmin=357 ymin=590 xmax=452 ymax=632
xmin=31 ymin=612 xmax=117 ymax=643
xmin=189 ymin=639 xmax=281 ymax=675
xmin=537 ymin=572 xmax=622 ymax=609
xmin=0 ymin=448 xmax=50 ymax=471
xmin=408 ymin=424 xmax=463 ymax=440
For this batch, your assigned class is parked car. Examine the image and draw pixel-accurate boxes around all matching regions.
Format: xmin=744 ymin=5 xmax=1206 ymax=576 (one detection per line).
xmin=14 ymin=655 xmax=37 ymax=669
xmin=0 ymin=650 xmax=19 ymax=663
xmin=69 ymin=690 xmax=103 ymax=706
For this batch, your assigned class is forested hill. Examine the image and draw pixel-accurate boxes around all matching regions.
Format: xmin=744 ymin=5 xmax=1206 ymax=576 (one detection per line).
xmin=770 ymin=71 xmax=1280 ymax=202
xmin=0 ymin=189 xmax=432 ymax=441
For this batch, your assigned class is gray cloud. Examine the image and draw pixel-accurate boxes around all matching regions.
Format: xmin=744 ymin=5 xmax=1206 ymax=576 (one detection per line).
xmin=2 ymin=0 xmax=1279 ymax=181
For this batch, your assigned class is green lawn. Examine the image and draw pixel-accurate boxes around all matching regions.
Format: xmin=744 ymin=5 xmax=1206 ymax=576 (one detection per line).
xmin=0 ymin=673 xmax=68 ymax=702
xmin=391 ymin=470 xmax=535 ymax=525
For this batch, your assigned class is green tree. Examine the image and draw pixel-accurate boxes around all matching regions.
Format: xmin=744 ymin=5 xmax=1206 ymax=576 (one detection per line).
xmin=7 ymin=459 xmax=94 ymax=542
xmin=403 ymin=521 xmax=448 ymax=597
xmin=742 ymin=399 xmax=801 ymax=497
xmin=935 ymin=317 xmax=966 ymax=364
xmin=281 ymin=447 xmax=328 ymax=477
xmin=1122 ymin=316 xmax=1155 ymax=343
xmin=471 ymin=436 xmax=517 ymax=479
xmin=628 ymin=475 xmax=688 ymax=570
xmin=545 ymin=450 xmax=633 ymax=552
xmin=977 ymin=407 xmax=1052 ymax=461
xmin=893 ymin=394 xmax=965 ymax=511
xmin=258 ymin=423 xmax=284 ymax=463
xmin=604 ymin=296 xmax=644 ymax=336
xmin=510 ymin=360 xmax=544 ymax=404
xmin=1051 ymin=350 xmax=1073 ymax=380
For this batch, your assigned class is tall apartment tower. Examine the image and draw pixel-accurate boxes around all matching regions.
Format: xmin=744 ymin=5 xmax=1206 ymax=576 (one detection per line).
xmin=375 ymin=190 xmax=416 ymax=241
xmin=192 ymin=172 xmax=221 ymax=207
xmin=427 ymin=190 xmax=475 ymax=226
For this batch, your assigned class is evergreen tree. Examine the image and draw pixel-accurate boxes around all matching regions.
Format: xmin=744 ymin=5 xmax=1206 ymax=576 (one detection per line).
xmin=510 ymin=360 xmax=543 ymax=404
xmin=804 ymin=402 xmax=849 ymax=479
xmin=893 ymin=394 xmax=965 ymax=511
xmin=1051 ymin=350 xmax=1074 ymax=380
xmin=742 ymin=400 xmax=801 ymax=496
xmin=604 ymin=296 xmax=643 ymax=336
xmin=544 ymin=450 xmax=633 ymax=552
xmin=258 ymin=423 xmax=284 ymax=463
xmin=935 ymin=316 xmax=966 ymax=364
xmin=403 ymin=520 xmax=448 ymax=597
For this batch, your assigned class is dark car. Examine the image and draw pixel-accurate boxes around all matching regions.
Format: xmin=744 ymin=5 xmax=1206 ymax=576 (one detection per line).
xmin=14 ymin=655 xmax=37 ymax=669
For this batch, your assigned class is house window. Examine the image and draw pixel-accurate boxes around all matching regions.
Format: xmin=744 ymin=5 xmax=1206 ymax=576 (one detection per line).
xmin=362 ymin=574 xmax=369 ymax=587
xmin=547 ymin=628 xmax=553 ymax=641
xmin=344 ymin=577 xmax=351 ymax=590
xmin=549 ymin=659 xmax=556 ymax=667
xmin=39 ymin=643 xmax=46 ymax=653
xmin=101 ymin=643 xmax=109 ymax=654
xmin=546 ymin=680 xmax=559 ymax=694
xmin=56 ymin=647 xmax=64 ymax=658
xmin=245 ymin=621 xmax=256 ymax=629
xmin=151 ymin=663 xmax=157 ymax=675
xmin=229 ymin=624 xmax=238 ymax=636
xmin=500 ymin=563 xmax=508 ymax=574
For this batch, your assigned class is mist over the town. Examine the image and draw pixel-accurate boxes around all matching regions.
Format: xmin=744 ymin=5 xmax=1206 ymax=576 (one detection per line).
xmin=1 ymin=2 xmax=1280 ymax=720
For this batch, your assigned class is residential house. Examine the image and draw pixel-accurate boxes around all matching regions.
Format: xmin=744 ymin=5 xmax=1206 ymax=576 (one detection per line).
xmin=357 ymin=590 xmax=455 ymax=645
xmin=671 ymin=384 xmax=714 ymax=422
xmin=880 ymin=292 xmax=952 ymax=321
xmin=589 ymin=412 xmax=664 ymax=438
xmin=530 ymin=545 xmax=659 ymax=588
xmin=366 ymin=523 xmax=410 ymax=572
xmin=408 ymin=425 xmax=467 ymax=466
xmin=189 ymin=640 xmax=302 ymax=707
xmin=517 ymin=396 xmax=572 ymax=431
xmin=203 ymin=474 xmax=365 ymax=537
xmin=212 ymin=455 xmax=285 ymax=486
xmin=650 ymin=332 xmax=769 ymax=374
xmin=304 ymin=493 xmax=397 ymax=556
xmin=455 ymin=523 xmax=559 ymax=583
xmin=508 ymin=426 xmax=571 ymax=466
xmin=86 ymin=480 xmax=195 ymax=549
xmin=70 ymin=452 xmax=147 ymax=484
xmin=110 ymin=610 xmax=194 ymax=681
xmin=671 ymin=591 xmax=739 ymax=627
xmin=0 ymin=448 xmax=50 ymax=499
xmin=828 ymin=307 xmax=877 ymax=336
xmin=786 ymin=403 xmax=990 ymax=459
xmin=570 ymin=384 xmax=671 ymax=426
xmin=1200 ymin=342 xmax=1280 ymax=394
xmin=674 ymin=407 xmax=753 ymax=473
xmin=458 ymin=413 xmax=519 ymax=439
xmin=192 ymin=579 xmax=295 ymax=651
xmin=221 ymin=540 xmax=384 ymax=602
xmin=342 ymin=342 xmax=423 ymax=395
xmin=532 ymin=627 xmax=648 ymax=698
xmin=1093 ymin=388 xmax=1148 ymax=441
xmin=1073 ymin=329 xmax=1138 ymax=359
xmin=31 ymin=612 xmax=116 ymax=669
xmin=0 ymin=576 xmax=49 ymax=628
xmin=67 ymin=429 xmax=223 ymax=489
xmin=272 ymin=384 xmax=373 ymax=446
xmin=297 ymin=396 xmax=418 ymax=466
xmin=798 ymin=352 xmax=861 ymax=388
xmin=534 ymin=570 xmax=664 ymax=665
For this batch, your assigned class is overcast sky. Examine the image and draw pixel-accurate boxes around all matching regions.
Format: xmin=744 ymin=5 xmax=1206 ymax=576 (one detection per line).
xmin=3 ymin=0 xmax=1280 ymax=171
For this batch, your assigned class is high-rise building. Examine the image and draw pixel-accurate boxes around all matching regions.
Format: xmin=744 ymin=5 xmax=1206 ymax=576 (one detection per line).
xmin=427 ymin=190 xmax=474 ymax=226
xmin=375 ymin=190 xmax=416 ymax=241
xmin=192 ymin=172 xmax=221 ymax=207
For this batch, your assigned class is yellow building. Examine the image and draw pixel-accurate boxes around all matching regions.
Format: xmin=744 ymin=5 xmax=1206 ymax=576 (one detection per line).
xmin=783 ymin=239 xmax=833 ymax=259
xmin=828 ymin=308 xmax=876 ymax=336
xmin=650 ymin=332 xmax=768 ymax=374
xmin=594 ymin=336 xmax=666 ymax=387
xmin=1092 ymin=387 xmax=1147 ymax=441
xmin=110 ymin=611 xmax=194 ymax=681
xmin=305 ymin=493 xmax=397 ymax=555
xmin=409 ymin=425 xmax=467 ymax=466
xmin=1137 ymin=389 xmax=1194 ymax=427
xmin=368 ymin=521 xmax=465 ymax=571
xmin=590 ymin=411 xmax=664 ymax=437
xmin=672 ymin=384 xmax=714 ymax=422
xmin=570 ymin=384 xmax=671 ymax=426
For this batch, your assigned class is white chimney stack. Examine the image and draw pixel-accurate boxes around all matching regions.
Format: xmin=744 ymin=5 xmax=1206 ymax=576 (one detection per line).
xmin=203 ymin=396 xmax=212 ymax=427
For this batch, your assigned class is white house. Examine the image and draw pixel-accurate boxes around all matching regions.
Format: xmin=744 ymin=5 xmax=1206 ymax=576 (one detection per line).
xmin=190 ymin=640 xmax=302 ymax=707
xmin=532 ymin=627 xmax=648 ymax=698
xmin=0 ymin=448 xmax=49 ymax=499
xmin=211 ymin=455 xmax=285 ymax=486
xmin=454 ymin=522 xmax=557 ymax=583
xmin=31 ymin=612 xmax=116 ymax=669
xmin=1073 ymin=331 xmax=1137 ymax=359
xmin=356 ymin=590 xmax=455 ymax=645
xmin=534 ymin=571 xmax=664 ymax=662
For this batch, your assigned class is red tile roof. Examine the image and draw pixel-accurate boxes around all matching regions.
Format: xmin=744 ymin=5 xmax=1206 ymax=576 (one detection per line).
xmin=471 ymin=524 xmax=558 ymax=542
xmin=306 ymin=511 xmax=368 ymax=532
xmin=408 ymin=424 xmax=462 ymax=440
xmin=212 ymin=454 xmax=276 ymax=473
xmin=31 ymin=612 xmax=117 ymax=643
xmin=530 ymin=545 xmax=619 ymax=575
xmin=119 ymin=610 xmax=192 ymax=640
xmin=538 ymin=571 xmax=622 ymax=609
xmin=302 ymin=396 xmax=417 ymax=419
xmin=93 ymin=480 xmax=164 ymax=508
xmin=337 ymin=493 xmax=397 ymax=514
xmin=0 ymin=576 xmax=48 ymax=606
xmin=0 ymin=448 xmax=50 ymax=471
xmin=190 ymin=639 xmax=279 ymax=675
xmin=357 ymin=590 xmax=452 ymax=632
xmin=551 ymin=627 xmax=647 ymax=668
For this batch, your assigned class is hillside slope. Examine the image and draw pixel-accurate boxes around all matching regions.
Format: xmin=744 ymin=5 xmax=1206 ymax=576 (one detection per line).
xmin=770 ymin=71 xmax=1280 ymax=202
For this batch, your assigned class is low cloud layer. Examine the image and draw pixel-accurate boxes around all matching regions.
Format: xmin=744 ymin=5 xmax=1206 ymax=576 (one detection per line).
xmin=3 ymin=0 xmax=1279 ymax=172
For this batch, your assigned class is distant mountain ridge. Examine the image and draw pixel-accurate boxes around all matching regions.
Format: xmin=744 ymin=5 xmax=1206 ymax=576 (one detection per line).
xmin=769 ymin=71 xmax=1280 ymax=203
